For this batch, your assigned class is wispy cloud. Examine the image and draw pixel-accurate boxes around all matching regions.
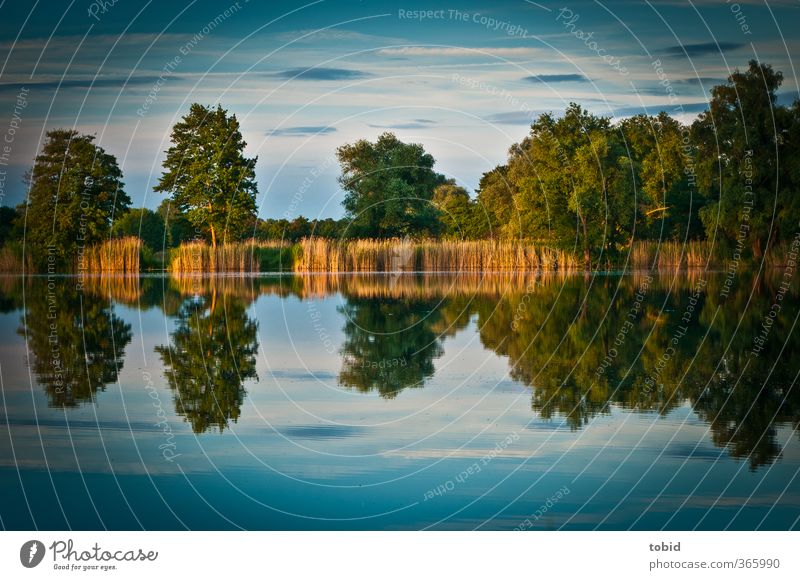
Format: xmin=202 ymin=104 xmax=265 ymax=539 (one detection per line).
xmin=0 ymin=75 xmax=167 ymax=92
xmin=378 ymin=47 xmax=535 ymax=57
xmin=663 ymin=42 xmax=745 ymax=57
xmin=266 ymin=126 xmax=338 ymax=136
xmin=613 ymin=102 xmax=709 ymax=116
xmin=274 ymin=67 xmax=371 ymax=80
xmin=367 ymin=119 xmax=436 ymax=129
xmin=522 ymin=73 xmax=588 ymax=83
xmin=483 ymin=111 xmax=539 ymax=125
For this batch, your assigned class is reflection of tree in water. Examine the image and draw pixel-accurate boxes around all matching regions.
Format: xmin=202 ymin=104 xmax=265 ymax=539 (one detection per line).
xmin=155 ymin=291 xmax=259 ymax=433
xmin=19 ymin=279 xmax=132 ymax=407
xmin=475 ymin=273 xmax=800 ymax=467
xmin=338 ymin=296 xmax=470 ymax=398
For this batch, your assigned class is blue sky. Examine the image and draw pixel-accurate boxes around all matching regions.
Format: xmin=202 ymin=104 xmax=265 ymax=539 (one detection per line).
xmin=0 ymin=0 xmax=797 ymax=219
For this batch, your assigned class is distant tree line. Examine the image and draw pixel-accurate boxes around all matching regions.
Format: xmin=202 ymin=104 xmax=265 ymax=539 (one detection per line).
xmin=1 ymin=60 xmax=798 ymax=270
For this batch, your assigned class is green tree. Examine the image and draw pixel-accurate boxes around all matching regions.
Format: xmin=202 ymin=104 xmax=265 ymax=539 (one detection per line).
xmin=157 ymin=198 xmax=194 ymax=248
xmin=22 ymin=129 xmax=129 ymax=269
xmin=507 ymin=105 xmax=614 ymax=268
xmin=619 ymin=113 xmax=703 ymax=241
xmin=337 ymin=132 xmax=446 ymax=237
xmin=154 ymin=103 xmax=258 ymax=249
xmin=112 ymin=208 xmax=166 ymax=250
xmin=694 ymin=61 xmax=784 ymax=256
xmin=0 ymin=205 xmax=19 ymax=246
xmin=474 ymin=165 xmax=514 ymax=239
xmin=432 ymin=182 xmax=479 ymax=239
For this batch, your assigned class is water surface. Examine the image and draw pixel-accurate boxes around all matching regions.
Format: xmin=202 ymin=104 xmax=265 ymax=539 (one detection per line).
xmin=1 ymin=272 xmax=798 ymax=530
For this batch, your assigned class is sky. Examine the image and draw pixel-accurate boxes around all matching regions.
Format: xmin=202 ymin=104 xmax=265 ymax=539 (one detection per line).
xmin=0 ymin=0 xmax=798 ymax=220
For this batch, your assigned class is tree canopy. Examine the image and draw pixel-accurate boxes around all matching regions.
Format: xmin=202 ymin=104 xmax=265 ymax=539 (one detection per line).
xmin=22 ymin=129 xmax=129 ymax=269
xmin=337 ymin=132 xmax=447 ymax=238
xmin=154 ymin=103 xmax=258 ymax=248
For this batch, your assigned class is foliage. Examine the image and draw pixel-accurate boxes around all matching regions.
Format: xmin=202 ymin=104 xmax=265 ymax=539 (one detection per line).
xmin=22 ymin=129 xmax=130 ymax=270
xmin=156 ymin=199 xmax=195 ymax=248
xmin=112 ymin=208 xmax=166 ymax=250
xmin=337 ymin=132 xmax=446 ymax=238
xmin=154 ymin=103 xmax=258 ymax=248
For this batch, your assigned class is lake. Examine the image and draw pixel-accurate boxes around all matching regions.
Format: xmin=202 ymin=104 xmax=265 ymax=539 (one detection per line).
xmin=0 ymin=271 xmax=798 ymax=530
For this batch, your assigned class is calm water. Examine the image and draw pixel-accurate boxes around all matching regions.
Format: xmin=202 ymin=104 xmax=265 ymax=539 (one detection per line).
xmin=0 ymin=271 xmax=798 ymax=530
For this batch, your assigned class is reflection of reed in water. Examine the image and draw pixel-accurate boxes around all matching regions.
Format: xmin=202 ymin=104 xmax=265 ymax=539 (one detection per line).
xmin=168 ymin=273 xmax=262 ymax=303
xmin=78 ymin=274 xmax=144 ymax=305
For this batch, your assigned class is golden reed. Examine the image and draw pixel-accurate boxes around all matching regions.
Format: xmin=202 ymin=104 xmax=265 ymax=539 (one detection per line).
xmin=293 ymin=238 xmax=579 ymax=272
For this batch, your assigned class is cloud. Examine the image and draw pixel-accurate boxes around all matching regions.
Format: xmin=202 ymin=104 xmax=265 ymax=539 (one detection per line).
xmin=367 ymin=119 xmax=436 ymax=129
xmin=265 ymin=126 xmax=337 ymax=137
xmin=680 ymin=77 xmax=726 ymax=86
xmin=633 ymin=77 xmax=726 ymax=96
xmin=612 ymin=102 xmax=709 ymax=116
xmin=483 ymin=111 xmax=539 ymax=125
xmin=377 ymin=46 xmax=534 ymax=57
xmin=662 ymin=42 xmax=745 ymax=57
xmin=522 ymin=73 xmax=588 ymax=83
xmin=274 ymin=67 xmax=371 ymax=81
xmin=0 ymin=75 xmax=167 ymax=92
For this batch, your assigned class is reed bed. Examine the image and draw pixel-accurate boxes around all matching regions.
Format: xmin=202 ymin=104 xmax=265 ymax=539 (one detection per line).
xmin=0 ymin=246 xmax=23 ymax=272
xmin=293 ymin=238 xmax=580 ymax=272
xmin=169 ymin=240 xmax=293 ymax=272
xmin=80 ymin=237 xmax=142 ymax=272
xmin=629 ymin=240 xmax=714 ymax=270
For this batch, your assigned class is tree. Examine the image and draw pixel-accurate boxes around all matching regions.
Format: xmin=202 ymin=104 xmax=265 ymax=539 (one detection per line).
xmin=693 ymin=61 xmax=784 ymax=256
xmin=619 ymin=113 xmax=703 ymax=241
xmin=112 ymin=208 xmax=166 ymax=251
xmin=154 ymin=103 xmax=258 ymax=249
xmin=337 ymin=132 xmax=446 ymax=238
xmin=507 ymin=105 xmax=612 ymax=268
xmin=338 ymin=297 xmax=445 ymax=398
xmin=22 ymin=129 xmax=129 ymax=269
xmin=0 ymin=205 xmax=19 ymax=246
xmin=432 ymin=182 xmax=481 ymax=239
xmin=475 ymin=165 xmax=514 ymax=239
xmin=157 ymin=198 xmax=194 ymax=248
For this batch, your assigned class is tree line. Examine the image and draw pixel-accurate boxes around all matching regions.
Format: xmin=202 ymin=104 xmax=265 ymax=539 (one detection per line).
xmin=1 ymin=60 xmax=798 ymax=270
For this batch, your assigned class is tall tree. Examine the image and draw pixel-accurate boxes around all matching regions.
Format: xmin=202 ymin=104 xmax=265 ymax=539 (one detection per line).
xmin=694 ymin=61 xmax=784 ymax=256
xmin=155 ymin=104 xmax=258 ymax=249
xmin=507 ymin=105 xmax=613 ymax=268
xmin=23 ymin=129 xmax=129 ymax=269
xmin=337 ymin=132 xmax=446 ymax=238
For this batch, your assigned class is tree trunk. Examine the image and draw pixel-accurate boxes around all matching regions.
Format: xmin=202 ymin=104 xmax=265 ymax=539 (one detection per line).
xmin=209 ymin=218 xmax=217 ymax=272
